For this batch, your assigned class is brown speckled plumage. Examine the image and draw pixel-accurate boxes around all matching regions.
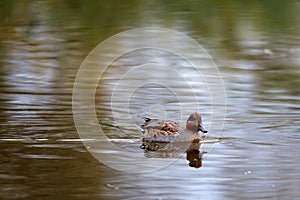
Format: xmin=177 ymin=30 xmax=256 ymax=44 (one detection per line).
xmin=140 ymin=112 xmax=207 ymax=143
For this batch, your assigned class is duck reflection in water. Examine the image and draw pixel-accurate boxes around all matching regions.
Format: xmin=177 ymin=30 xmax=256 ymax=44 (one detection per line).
xmin=139 ymin=113 xmax=207 ymax=169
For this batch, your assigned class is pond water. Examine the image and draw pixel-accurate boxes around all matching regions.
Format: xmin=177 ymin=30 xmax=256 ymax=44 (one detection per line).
xmin=0 ymin=1 xmax=300 ymax=199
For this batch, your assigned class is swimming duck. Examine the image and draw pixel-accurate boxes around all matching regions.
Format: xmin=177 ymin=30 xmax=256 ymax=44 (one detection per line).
xmin=140 ymin=112 xmax=207 ymax=144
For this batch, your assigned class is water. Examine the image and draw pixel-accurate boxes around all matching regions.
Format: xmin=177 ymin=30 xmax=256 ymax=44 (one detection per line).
xmin=0 ymin=1 xmax=300 ymax=199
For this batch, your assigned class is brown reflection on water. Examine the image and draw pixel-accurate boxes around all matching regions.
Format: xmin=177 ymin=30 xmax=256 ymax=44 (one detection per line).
xmin=142 ymin=139 xmax=203 ymax=169
xmin=0 ymin=139 xmax=109 ymax=199
xmin=0 ymin=0 xmax=300 ymax=199
xmin=0 ymin=25 xmax=74 ymax=138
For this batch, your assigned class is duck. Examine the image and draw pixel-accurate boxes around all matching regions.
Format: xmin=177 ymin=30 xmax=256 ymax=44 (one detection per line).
xmin=140 ymin=112 xmax=207 ymax=146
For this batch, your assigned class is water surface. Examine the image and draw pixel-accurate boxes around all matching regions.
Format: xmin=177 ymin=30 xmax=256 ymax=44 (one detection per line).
xmin=0 ymin=1 xmax=300 ymax=199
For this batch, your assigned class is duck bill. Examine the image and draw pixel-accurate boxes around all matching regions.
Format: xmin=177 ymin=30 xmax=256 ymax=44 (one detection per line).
xmin=198 ymin=124 xmax=207 ymax=133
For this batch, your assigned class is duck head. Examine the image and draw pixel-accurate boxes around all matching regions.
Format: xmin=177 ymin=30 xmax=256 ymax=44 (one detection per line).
xmin=186 ymin=112 xmax=207 ymax=134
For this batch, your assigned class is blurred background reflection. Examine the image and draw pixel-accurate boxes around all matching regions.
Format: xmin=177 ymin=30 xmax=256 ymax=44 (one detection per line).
xmin=0 ymin=1 xmax=299 ymax=199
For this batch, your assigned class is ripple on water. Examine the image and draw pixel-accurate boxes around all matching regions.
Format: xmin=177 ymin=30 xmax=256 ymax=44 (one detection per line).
xmin=0 ymin=4 xmax=300 ymax=199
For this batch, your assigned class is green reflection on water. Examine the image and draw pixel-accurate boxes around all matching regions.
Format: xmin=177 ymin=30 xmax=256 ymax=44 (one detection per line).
xmin=0 ymin=1 xmax=299 ymax=199
xmin=257 ymin=65 xmax=300 ymax=95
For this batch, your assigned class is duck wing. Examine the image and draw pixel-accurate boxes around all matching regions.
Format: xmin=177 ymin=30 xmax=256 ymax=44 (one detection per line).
xmin=140 ymin=118 xmax=180 ymax=141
